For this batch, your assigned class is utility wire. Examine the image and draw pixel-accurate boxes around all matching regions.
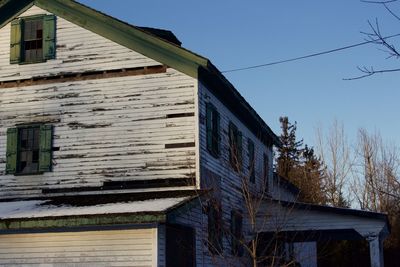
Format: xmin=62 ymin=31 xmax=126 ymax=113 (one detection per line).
xmin=221 ymin=33 xmax=400 ymax=73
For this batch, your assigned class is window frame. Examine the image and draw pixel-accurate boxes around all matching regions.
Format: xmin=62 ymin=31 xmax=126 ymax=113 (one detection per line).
xmin=229 ymin=122 xmax=242 ymax=172
xmin=5 ymin=124 xmax=53 ymax=175
xmin=16 ymin=125 xmax=41 ymax=175
xmin=247 ymin=138 xmax=255 ymax=183
xmin=206 ymin=102 xmax=220 ymax=158
xmin=10 ymin=14 xmax=56 ymax=65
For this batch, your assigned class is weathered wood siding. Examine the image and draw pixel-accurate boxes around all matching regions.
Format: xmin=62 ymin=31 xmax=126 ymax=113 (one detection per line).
xmin=169 ymin=199 xmax=211 ymax=267
xmin=198 ymin=82 xmax=273 ymax=193
xmin=0 ymin=228 xmax=158 ymax=266
xmin=197 ymin=81 xmax=274 ymax=265
xmin=0 ymin=6 xmax=197 ymax=199
xmin=0 ymin=6 xmax=159 ymax=82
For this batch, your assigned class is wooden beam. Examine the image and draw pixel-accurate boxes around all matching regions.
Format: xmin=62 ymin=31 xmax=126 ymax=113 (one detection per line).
xmin=0 ymin=65 xmax=167 ymax=88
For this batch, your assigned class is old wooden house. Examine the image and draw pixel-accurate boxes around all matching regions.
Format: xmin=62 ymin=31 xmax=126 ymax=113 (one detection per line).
xmin=0 ymin=0 xmax=390 ymax=266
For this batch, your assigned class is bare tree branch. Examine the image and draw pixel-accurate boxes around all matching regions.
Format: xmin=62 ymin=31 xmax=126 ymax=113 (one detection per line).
xmin=361 ymin=0 xmax=398 ymax=4
xmin=344 ymin=66 xmax=400 ymax=80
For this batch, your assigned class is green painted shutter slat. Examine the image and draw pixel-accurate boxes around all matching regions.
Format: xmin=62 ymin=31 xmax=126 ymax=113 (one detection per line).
xmin=237 ymin=131 xmax=243 ymax=168
xmin=39 ymin=125 xmax=53 ymax=172
xmin=215 ymin=111 xmax=220 ymax=155
xmin=206 ymin=103 xmax=213 ymax=152
xmin=6 ymin=128 xmax=18 ymax=174
xmin=248 ymin=140 xmax=255 ymax=182
xmin=10 ymin=19 xmax=22 ymax=64
xmin=231 ymin=211 xmax=237 ymax=254
xmin=43 ymin=15 xmax=56 ymax=60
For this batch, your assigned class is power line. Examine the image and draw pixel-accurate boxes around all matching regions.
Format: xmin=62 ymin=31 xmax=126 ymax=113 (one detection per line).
xmin=221 ymin=33 xmax=400 ymax=73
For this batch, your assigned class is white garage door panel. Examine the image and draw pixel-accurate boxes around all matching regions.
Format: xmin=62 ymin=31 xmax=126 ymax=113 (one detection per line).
xmin=0 ymin=229 xmax=157 ymax=267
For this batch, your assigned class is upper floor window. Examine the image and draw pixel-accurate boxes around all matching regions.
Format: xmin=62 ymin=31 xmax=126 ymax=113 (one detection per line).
xmin=229 ymin=122 xmax=242 ymax=171
xmin=206 ymin=103 xmax=220 ymax=157
xmin=10 ymin=15 xmax=56 ymax=64
xmin=6 ymin=125 xmax=53 ymax=175
xmin=247 ymin=139 xmax=255 ymax=183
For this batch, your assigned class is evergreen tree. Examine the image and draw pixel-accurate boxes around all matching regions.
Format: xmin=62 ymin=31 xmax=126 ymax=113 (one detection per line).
xmin=276 ymin=117 xmax=326 ymax=204
xmin=276 ymin=116 xmax=303 ymax=179
xmin=300 ymin=145 xmax=326 ymax=204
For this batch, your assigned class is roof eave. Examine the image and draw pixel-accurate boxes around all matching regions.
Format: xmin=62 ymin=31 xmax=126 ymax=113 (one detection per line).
xmin=0 ymin=0 xmax=34 ymax=28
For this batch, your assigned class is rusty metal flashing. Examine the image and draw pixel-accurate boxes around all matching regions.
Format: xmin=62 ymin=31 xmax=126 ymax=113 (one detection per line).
xmin=0 ymin=65 xmax=167 ymax=88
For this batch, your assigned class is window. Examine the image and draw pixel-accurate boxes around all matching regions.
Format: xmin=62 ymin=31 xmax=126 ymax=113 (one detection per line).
xmin=263 ymin=153 xmax=270 ymax=189
xmin=229 ymin=122 xmax=242 ymax=171
xmin=248 ymin=139 xmax=255 ymax=183
xmin=6 ymin=125 xmax=53 ymax=175
xmin=231 ymin=210 xmax=243 ymax=257
xmin=208 ymin=201 xmax=223 ymax=254
xmin=206 ymin=103 xmax=220 ymax=157
xmin=10 ymin=15 xmax=56 ymax=64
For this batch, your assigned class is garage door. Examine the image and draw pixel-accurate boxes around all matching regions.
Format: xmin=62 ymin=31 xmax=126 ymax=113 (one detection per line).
xmin=0 ymin=228 xmax=157 ymax=267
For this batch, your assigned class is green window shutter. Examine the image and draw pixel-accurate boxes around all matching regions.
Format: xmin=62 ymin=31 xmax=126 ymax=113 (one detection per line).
xmin=6 ymin=128 xmax=18 ymax=174
xmin=231 ymin=211 xmax=237 ymax=254
xmin=237 ymin=131 xmax=243 ymax=168
xmin=206 ymin=103 xmax=213 ymax=152
xmin=229 ymin=122 xmax=235 ymax=166
xmin=248 ymin=140 xmax=255 ymax=182
xmin=10 ymin=19 xmax=22 ymax=64
xmin=264 ymin=153 xmax=269 ymax=189
xmin=39 ymin=125 xmax=53 ymax=172
xmin=214 ymin=111 xmax=220 ymax=155
xmin=43 ymin=15 xmax=56 ymax=60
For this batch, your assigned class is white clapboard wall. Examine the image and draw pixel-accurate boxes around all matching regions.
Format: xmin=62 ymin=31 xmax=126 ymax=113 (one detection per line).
xmin=0 ymin=228 xmax=158 ymax=267
xmin=0 ymin=5 xmax=198 ymax=199
xmin=0 ymin=6 xmax=158 ymax=82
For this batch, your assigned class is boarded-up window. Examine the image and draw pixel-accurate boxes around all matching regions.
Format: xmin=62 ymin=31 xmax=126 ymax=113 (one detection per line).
xmin=6 ymin=125 xmax=52 ymax=175
xmin=166 ymin=224 xmax=195 ymax=267
xmin=229 ymin=122 xmax=242 ymax=171
xmin=206 ymin=103 xmax=220 ymax=157
xmin=10 ymin=15 xmax=56 ymax=64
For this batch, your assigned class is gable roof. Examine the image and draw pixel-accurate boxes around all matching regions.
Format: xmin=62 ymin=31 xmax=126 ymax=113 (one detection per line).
xmin=0 ymin=0 xmax=280 ymax=146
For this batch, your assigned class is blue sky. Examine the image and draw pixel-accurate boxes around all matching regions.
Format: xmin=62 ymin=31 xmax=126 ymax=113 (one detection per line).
xmin=79 ymin=0 xmax=400 ymax=148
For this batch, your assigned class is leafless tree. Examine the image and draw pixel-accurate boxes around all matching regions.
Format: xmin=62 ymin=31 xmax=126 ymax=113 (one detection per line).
xmin=315 ymin=120 xmax=353 ymax=207
xmin=347 ymin=0 xmax=400 ymax=79
xmin=201 ymin=137 xmax=303 ymax=267
xmin=351 ymin=128 xmax=400 ymax=211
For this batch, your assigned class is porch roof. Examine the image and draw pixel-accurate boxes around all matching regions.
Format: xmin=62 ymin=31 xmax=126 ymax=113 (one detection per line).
xmin=0 ymin=190 xmax=201 ymax=231
xmin=259 ymin=198 xmax=390 ymax=239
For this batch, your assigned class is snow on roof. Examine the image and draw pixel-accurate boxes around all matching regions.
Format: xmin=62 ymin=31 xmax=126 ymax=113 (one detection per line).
xmin=0 ymin=196 xmax=192 ymax=219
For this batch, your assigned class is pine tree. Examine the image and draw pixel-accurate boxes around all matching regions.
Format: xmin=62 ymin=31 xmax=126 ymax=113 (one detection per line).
xmin=276 ymin=117 xmax=326 ymax=204
xmin=299 ymin=145 xmax=326 ymax=204
xmin=276 ymin=116 xmax=303 ymax=179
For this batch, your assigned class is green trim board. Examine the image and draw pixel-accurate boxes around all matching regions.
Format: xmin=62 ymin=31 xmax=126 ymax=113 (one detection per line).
xmin=0 ymin=0 xmax=280 ymax=146
xmin=0 ymin=212 xmax=166 ymax=231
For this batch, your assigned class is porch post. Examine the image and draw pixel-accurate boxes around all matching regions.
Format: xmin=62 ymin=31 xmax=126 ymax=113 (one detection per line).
xmin=367 ymin=235 xmax=384 ymax=267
